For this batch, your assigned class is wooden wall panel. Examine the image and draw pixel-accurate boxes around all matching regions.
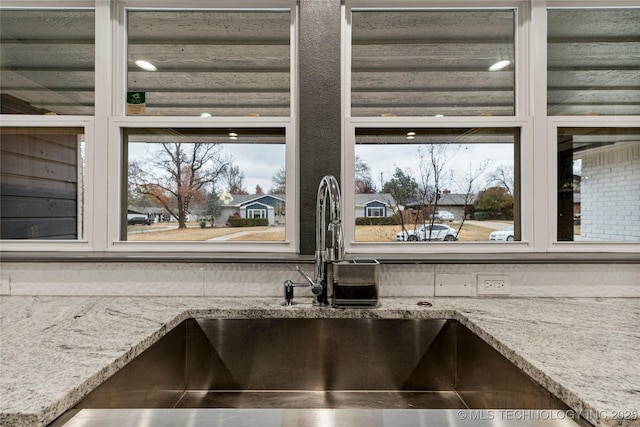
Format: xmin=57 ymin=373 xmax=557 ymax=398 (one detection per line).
xmin=0 ymin=218 xmax=77 ymax=240
xmin=1 ymin=128 xmax=81 ymax=240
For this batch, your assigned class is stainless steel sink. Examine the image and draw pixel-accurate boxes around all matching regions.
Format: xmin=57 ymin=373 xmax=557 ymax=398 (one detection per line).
xmin=52 ymin=319 xmax=591 ymax=426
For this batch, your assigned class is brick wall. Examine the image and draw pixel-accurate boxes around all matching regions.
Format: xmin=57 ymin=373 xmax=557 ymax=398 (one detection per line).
xmin=580 ymin=142 xmax=640 ymax=241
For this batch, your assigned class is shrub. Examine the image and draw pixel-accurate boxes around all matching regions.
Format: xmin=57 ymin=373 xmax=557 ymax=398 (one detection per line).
xmin=355 ymin=216 xmax=398 ymax=226
xmin=229 ymin=218 xmax=269 ymax=227
xmin=473 ymin=211 xmax=492 ymax=221
xmin=473 ymin=210 xmax=513 ymax=220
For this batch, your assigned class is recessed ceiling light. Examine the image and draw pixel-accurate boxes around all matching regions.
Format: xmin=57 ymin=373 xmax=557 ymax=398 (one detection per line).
xmin=200 ymin=112 xmax=212 ymax=118
xmin=489 ymin=60 xmax=511 ymax=71
xmin=435 ymin=114 xmax=445 ymax=118
xmin=135 ymin=60 xmax=157 ymax=72
xmin=406 ymin=131 xmax=416 ymax=137
xmin=229 ymin=132 xmax=238 ymax=137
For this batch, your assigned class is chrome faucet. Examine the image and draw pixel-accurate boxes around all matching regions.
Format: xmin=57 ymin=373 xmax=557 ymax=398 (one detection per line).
xmin=284 ymin=175 xmax=344 ymax=306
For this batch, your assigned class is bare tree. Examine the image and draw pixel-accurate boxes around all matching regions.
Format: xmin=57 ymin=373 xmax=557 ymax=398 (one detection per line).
xmin=487 ymin=164 xmax=514 ymax=196
xmin=454 ymin=160 xmax=492 ymax=235
xmin=355 ymin=155 xmax=377 ymax=193
xmin=417 ymin=144 xmax=459 ymax=240
xmin=129 ymin=142 xmax=229 ymax=229
xmin=270 ymin=166 xmax=286 ymax=195
xmin=221 ymin=163 xmax=248 ymax=195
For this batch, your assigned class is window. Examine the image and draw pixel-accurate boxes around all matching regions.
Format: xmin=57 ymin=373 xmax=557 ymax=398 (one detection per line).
xmin=125 ymin=9 xmax=291 ymax=117
xmin=547 ymin=8 xmax=640 ymax=116
xmin=350 ymin=8 xmax=516 ymax=117
xmin=112 ymin=4 xmax=296 ymax=252
xmin=121 ymin=127 xmax=287 ymax=243
xmin=547 ymin=4 xmax=639 ymax=250
xmin=366 ymin=206 xmax=385 ymax=217
xmin=0 ymin=9 xmax=95 ymax=115
xmin=248 ymin=209 xmax=267 ymax=219
xmin=556 ymin=127 xmax=640 ymax=242
xmin=2 ymin=0 xmax=638 ymax=256
xmin=0 ymin=127 xmax=86 ymax=240
xmin=352 ymin=127 xmax=519 ymax=244
xmin=345 ymin=4 xmax=527 ymax=252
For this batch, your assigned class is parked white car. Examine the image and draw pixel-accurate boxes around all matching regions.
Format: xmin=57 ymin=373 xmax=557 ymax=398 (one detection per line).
xmin=429 ymin=210 xmax=455 ymax=222
xmin=489 ymin=225 xmax=515 ymax=241
xmin=397 ymin=224 xmax=459 ymax=242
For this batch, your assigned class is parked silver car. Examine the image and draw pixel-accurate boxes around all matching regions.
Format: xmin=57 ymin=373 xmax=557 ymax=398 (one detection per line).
xmin=397 ymin=224 xmax=459 ymax=241
xmin=429 ymin=210 xmax=455 ymax=222
xmin=489 ymin=225 xmax=514 ymax=241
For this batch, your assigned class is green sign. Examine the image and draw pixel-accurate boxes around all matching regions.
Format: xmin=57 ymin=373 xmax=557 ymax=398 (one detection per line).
xmin=127 ymin=92 xmax=145 ymax=104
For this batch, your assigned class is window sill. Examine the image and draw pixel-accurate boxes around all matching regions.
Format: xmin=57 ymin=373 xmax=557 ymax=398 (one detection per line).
xmin=1 ymin=251 xmax=638 ymax=264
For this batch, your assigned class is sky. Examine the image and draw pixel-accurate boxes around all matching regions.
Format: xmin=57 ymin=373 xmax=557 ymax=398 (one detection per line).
xmin=129 ymin=142 xmax=285 ymax=193
xmin=356 ymin=143 xmax=515 ymax=194
xmin=129 ymin=141 xmax=514 ymax=195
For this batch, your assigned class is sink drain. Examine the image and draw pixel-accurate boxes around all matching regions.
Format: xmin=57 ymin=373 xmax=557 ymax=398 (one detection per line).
xmin=417 ymin=301 xmax=433 ymax=307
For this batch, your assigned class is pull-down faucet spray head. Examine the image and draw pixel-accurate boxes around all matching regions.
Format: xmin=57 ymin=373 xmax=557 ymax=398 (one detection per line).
xmin=313 ymin=175 xmax=344 ymax=305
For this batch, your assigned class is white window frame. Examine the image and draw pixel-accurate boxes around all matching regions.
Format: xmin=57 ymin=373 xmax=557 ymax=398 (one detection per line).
xmin=115 ymin=1 xmax=298 ymax=118
xmin=247 ymin=208 xmax=267 ymax=219
xmin=107 ymin=118 xmax=297 ymax=253
xmin=342 ymin=1 xmax=533 ymax=255
xmin=538 ymin=0 xmax=640 ymax=252
xmin=1 ymin=0 xmax=299 ymax=253
xmin=343 ymin=0 xmax=639 ymax=255
xmin=0 ymin=2 xmax=98 ymax=251
xmin=546 ymin=117 xmax=640 ymax=254
xmin=4 ymin=0 xmax=637 ymax=256
xmin=366 ymin=206 xmax=385 ymax=217
xmin=0 ymin=116 xmax=96 ymax=251
xmin=104 ymin=0 xmax=298 ymax=253
xmin=344 ymin=118 xmax=533 ymax=255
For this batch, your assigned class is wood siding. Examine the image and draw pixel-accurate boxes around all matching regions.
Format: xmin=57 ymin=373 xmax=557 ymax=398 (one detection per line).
xmin=1 ymin=127 xmax=81 ymax=239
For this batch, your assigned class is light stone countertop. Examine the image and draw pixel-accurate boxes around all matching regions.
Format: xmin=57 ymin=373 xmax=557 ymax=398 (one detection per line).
xmin=0 ymin=296 xmax=639 ymax=427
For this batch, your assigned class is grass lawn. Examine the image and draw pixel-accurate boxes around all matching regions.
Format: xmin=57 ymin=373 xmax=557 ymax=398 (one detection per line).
xmin=127 ymin=224 xmax=274 ymax=241
xmin=127 ymin=222 xmax=499 ymax=242
xmin=355 ymin=222 xmax=498 ymax=242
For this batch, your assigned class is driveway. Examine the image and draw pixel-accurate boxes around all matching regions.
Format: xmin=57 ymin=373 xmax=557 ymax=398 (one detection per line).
xmin=462 ymin=220 xmax=512 ymax=230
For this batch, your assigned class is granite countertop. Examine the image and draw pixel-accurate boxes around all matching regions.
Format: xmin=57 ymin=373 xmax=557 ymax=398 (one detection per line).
xmin=1 ymin=296 xmax=639 ymax=427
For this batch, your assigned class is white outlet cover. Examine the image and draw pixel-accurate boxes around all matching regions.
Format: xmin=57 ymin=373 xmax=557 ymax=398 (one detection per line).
xmin=435 ymin=274 xmax=473 ymax=296
xmin=477 ymin=274 xmax=511 ymax=295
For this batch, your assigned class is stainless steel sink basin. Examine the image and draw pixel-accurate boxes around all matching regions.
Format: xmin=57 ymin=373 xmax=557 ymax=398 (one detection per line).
xmin=51 ymin=319 xmax=590 ymax=426
xmin=74 ymin=318 xmax=566 ymax=410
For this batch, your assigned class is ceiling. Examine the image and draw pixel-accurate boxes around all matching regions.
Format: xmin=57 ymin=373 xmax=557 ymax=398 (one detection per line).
xmin=1 ymin=7 xmax=638 ymax=117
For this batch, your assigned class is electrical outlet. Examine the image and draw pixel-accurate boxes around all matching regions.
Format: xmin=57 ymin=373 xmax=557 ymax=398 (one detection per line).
xmin=0 ymin=275 xmax=10 ymax=295
xmin=435 ymin=274 xmax=473 ymax=296
xmin=477 ymin=274 xmax=511 ymax=295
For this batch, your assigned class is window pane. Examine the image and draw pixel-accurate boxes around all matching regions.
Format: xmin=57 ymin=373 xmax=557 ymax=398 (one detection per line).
xmin=355 ymin=128 xmax=518 ymax=242
xmin=557 ymin=127 xmax=640 ymax=242
xmin=548 ymin=9 xmax=640 ymax=116
xmin=123 ymin=127 xmax=286 ymax=242
xmin=0 ymin=10 xmax=95 ymax=115
xmin=351 ymin=9 xmax=515 ymax=117
xmin=1 ymin=127 xmax=85 ymax=239
xmin=126 ymin=10 xmax=291 ymax=117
